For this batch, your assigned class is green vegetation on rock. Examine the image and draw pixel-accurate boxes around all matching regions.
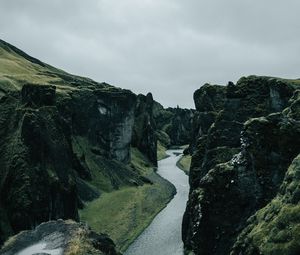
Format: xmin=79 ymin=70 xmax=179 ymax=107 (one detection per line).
xmin=157 ymin=141 xmax=169 ymax=161
xmin=231 ymin=154 xmax=300 ymax=255
xmin=80 ymin=147 xmax=175 ymax=252
xmin=176 ymin=155 xmax=191 ymax=175
xmin=183 ymin=76 xmax=300 ymax=255
xmin=0 ymin=220 xmax=120 ymax=255
xmin=0 ymin=39 xmax=176 ymax=253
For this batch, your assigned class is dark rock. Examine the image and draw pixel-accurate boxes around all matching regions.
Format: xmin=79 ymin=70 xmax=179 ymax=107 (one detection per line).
xmin=132 ymin=93 xmax=157 ymax=165
xmin=0 ymin=220 xmax=120 ymax=255
xmin=152 ymin=101 xmax=195 ymax=147
xmin=21 ymin=84 xmax=56 ymax=107
xmin=0 ymin=84 xmax=141 ymax=244
xmin=183 ymin=76 xmax=300 ymax=255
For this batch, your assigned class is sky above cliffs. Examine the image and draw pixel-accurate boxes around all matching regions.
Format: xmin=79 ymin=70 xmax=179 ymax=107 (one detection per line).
xmin=1 ymin=0 xmax=300 ymax=108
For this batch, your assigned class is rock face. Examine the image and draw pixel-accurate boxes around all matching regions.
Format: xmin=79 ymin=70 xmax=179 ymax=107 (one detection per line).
xmin=0 ymin=39 xmax=155 ymax=247
xmin=132 ymin=93 xmax=157 ymax=166
xmin=0 ymin=220 xmax=120 ymax=255
xmin=60 ymin=87 xmax=137 ymax=164
xmin=0 ymin=84 xmax=79 ymax=243
xmin=132 ymin=94 xmax=195 ymax=165
xmin=183 ymin=76 xmax=300 ymax=255
xmin=0 ymin=83 xmax=142 ymax=244
xmin=153 ymin=102 xmax=195 ymax=147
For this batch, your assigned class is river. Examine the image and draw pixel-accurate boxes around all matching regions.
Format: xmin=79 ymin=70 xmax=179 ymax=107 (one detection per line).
xmin=125 ymin=149 xmax=189 ymax=255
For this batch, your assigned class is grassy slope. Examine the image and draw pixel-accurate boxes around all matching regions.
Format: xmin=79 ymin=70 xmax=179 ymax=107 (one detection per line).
xmin=0 ymin=39 xmax=112 ymax=95
xmin=176 ymin=155 xmax=191 ymax=175
xmin=80 ymin=148 xmax=175 ymax=251
xmin=157 ymin=141 xmax=169 ymax=161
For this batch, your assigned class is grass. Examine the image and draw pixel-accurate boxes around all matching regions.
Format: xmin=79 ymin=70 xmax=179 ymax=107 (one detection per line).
xmin=157 ymin=141 xmax=168 ymax=161
xmin=176 ymin=155 xmax=191 ymax=175
xmin=65 ymin=227 xmax=98 ymax=255
xmin=80 ymin=184 xmax=170 ymax=252
xmin=0 ymin=40 xmax=111 ymax=95
xmin=72 ymin=136 xmax=115 ymax=192
xmin=233 ymin=155 xmax=300 ymax=254
xmin=80 ymin=147 xmax=175 ymax=252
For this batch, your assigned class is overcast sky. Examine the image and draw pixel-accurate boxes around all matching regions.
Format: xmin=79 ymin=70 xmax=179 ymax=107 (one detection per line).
xmin=1 ymin=0 xmax=300 ymax=108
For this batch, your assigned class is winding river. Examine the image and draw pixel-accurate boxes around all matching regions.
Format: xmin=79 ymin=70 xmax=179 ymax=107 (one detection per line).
xmin=125 ymin=149 xmax=189 ymax=255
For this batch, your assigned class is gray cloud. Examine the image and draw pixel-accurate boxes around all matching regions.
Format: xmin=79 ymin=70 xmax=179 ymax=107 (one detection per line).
xmin=1 ymin=0 xmax=300 ymax=108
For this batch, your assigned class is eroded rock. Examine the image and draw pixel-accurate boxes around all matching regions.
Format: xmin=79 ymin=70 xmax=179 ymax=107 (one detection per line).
xmin=0 ymin=220 xmax=120 ymax=255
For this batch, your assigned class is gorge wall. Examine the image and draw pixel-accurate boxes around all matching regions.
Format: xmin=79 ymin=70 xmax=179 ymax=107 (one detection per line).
xmin=0 ymin=39 xmax=175 ymax=251
xmin=153 ymin=101 xmax=195 ymax=148
xmin=0 ymin=81 xmax=145 ymax=244
xmin=183 ymin=76 xmax=300 ymax=255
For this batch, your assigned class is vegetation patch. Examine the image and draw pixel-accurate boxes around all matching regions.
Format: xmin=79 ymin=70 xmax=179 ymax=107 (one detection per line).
xmin=176 ymin=155 xmax=192 ymax=175
xmin=157 ymin=141 xmax=169 ymax=161
xmin=80 ymin=147 xmax=175 ymax=252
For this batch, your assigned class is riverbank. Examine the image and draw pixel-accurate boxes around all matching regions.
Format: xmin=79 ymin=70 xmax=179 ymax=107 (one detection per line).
xmin=125 ymin=150 xmax=189 ymax=255
xmin=176 ymin=155 xmax=191 ymax=175
xmin=80 ymin=148 xmax=176 ymax=252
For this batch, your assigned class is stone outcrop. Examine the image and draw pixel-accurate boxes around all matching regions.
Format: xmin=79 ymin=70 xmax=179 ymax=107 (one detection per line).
xmin=0 ymin=39 xmax=174 ymax=250
xmin=153 ymin=101 xmax=195 ymax=147
xmin=0 ymin=70 xmax=141 ymax=245
xmin=132 ymin=93 xmax=157 ymax=165
xmin=0 ymin=220 xmax=120 ymax=255
xmin=183 ymin=76 xmax=300 ymax=255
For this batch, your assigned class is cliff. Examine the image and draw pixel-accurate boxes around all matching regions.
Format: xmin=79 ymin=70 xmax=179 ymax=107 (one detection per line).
xmin=153 ymin=101 xmax=195 ymax=148
xmin=183 ymin=76 xmax=300 ymax=255
xmin=0 ymin=39 xmax=175 ymax=251
xmin=132 ymin=93 xmax=157 ymax=166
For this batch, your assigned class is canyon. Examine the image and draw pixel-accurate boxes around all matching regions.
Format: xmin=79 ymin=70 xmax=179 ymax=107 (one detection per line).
xmin=1 ymin=39 xmax=300 ymax=255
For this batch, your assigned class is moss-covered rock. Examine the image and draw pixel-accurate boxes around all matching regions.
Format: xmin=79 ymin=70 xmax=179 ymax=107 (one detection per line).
xmin=153 ymin=101 xmax=195 ymax=147
xmin=0 ymin=40 xmax=163 ymax=247
xmin=0 ymin=220 xmax=120 ymax=255
xmin=183 ymin=76 xmax=300 ymax=255
xmin=132 ymin=93 xmax=157 ymax=165
xmin=231 ymin=154 xmax=300 ymax=255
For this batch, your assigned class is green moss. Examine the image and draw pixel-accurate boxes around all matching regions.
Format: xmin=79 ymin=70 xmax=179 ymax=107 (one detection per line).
xmin=130 ymin=147 xmax=153 ymax=175
xmin=72 ymin=136 xmax=116 ymax=192
xmin=176 ymin=155 xmax=191 ymax=175
xmin=233 ymin=155 xmax=300 ymax=255
xmin=156 ymin=130 xmax=171 ymax=148
xmin=157 ymin=141 xmax=168 ymax=161
xmin=80 ymin=147 xmax=175 ymax=252
xmin=0 ymin=39 xmax=111 ymax=96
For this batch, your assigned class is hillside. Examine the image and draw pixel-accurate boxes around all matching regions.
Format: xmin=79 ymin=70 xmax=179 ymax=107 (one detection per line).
xmin=0 ymin=39 xmax=177 ymax=252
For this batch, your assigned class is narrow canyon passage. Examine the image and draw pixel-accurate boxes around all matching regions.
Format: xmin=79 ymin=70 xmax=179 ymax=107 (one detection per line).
xmin=125 ymin=150 xmax=189 ymax=255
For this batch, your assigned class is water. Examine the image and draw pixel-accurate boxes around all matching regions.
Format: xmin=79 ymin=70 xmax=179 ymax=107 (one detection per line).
xmin=125 ymin=149 xmax=189 ymax=255
xmin=17 ymin=242 xmax=63 ymax=255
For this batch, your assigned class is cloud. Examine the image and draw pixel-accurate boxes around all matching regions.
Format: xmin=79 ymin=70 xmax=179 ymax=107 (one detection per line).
xmin=1 ymin=0 xmax=300 ymax=108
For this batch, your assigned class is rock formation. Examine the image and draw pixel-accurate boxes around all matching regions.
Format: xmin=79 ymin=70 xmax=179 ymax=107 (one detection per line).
xmin=183 ymin=76 xmax=300 ymax=255
xmin=153 ymin=101 xmax=195 ymax=148
xmin=132 ymin=93 xmax=157 ymax=165
xmin=0 ymin=39 xmax=169 ymax=248
xmin=0 ymin=219 xmax=120 ymax=255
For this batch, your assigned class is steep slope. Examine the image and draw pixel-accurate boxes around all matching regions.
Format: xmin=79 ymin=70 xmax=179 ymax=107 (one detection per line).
xmin=0 ymin=39 xmax=175 ymax=251
xmin=153 ymin=101 xmax=195 ymax=153
xmin=132 ymin=93 xmax=157 ymax=166
xmin=183 ymin=76 xmax=300 ymax=255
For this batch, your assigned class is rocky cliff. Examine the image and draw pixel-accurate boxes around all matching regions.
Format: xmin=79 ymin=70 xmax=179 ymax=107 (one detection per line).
xmin=0 ymin=79 xmax=142 ymax=244
xmin=183 ymin=76 xmax=300 ymax=255
xmin=153 ymin=101 xmax=195 ymax=148
xmin=0 ymin=39 xmax=175 ymax=250
xmin=132 ymin=93 xmax=157 ymax=166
